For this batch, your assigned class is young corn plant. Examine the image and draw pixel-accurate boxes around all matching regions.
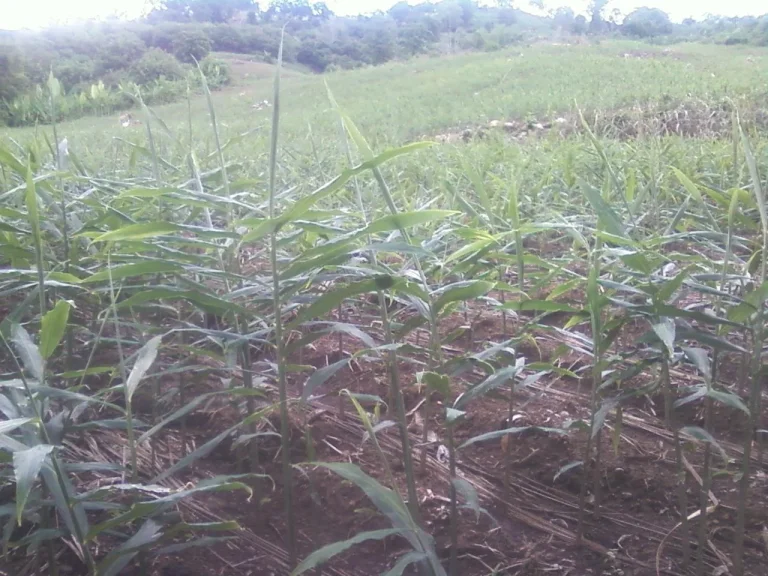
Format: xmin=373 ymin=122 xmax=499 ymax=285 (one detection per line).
xmin=0 ymin=153 xmax=254 ymax=574
xmin=291 ymin=391 xmax=446 ymax=576
xmin=733 ymin=119 xmax=767 ymax=576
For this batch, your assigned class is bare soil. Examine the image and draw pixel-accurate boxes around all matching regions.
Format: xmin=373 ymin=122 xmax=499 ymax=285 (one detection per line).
xmin=110 ymin=305 xmax=768 ymax=576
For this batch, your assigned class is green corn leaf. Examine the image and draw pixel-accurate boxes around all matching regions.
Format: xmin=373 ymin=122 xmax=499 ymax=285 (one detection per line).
xmin=460 ymin=156 xmax=494 ymax=221
xmin=681 ymin=426 xmax=729 ymax=464
xmin=116 ymin=187 xmax=181 ymax=199
xmin=286 ymin=322 xmax=376 ymax=356
xmin=581 ymin=181 xmax=626 ymax=239
xmin=125 ymin=336 xmax=162 ymax=404
xmin=302 ymin=357 xmax=350 ymax=402
xmin=10 ymin=324 xmax=43 ymax=381
xmin=115 ymin=288 xmax=248 ymax=317
xmin=554 ymin=460 xmax=583 ymax=482
xmin=98 ymin=519 xmax=163 ymax=576
xmin=39 ymin=300 xmax=71 ymax=360
xmin=445 ymin=407 xmax=465 ymax=424
xmin=739 ymin=123 xmax=766 ymax=234
xmin=92 ymin=222 xmax=182 ymax=242
xmin=675 ymin=327 xmax=746 ymax=353
xmin=362 ymin=210 xmax=458 ymax=235
xmin=452 ymin=477 xmax=485 ymax=521
xmin=592 ymin=400 xmax=616 ymax=438
xmin=155 ymin=536 xmax=234 ymax=556
xmin=652 ymin=318 xmax=675 ymax=357
xmin=501 ymin=300 xmax=579 ymax=313
xmin=657 ymin=268 xmax=691 ymax=303
xmin=292 ymin=528 xmax=401 ymax=575
xmin=682 ymin=347 xmax=711 ymax=382
xmin=460 ymin=426 xmax=565 ymax=449
xmin=0 ymin=418 xmax=36 ymax=434
xmin=290 ymin=276 xmax=398 ymax=327
xmin=14 ymin=445 xmax=54 ymax=525
xmin=310 ymin=462 xmax=410 ymax=530
xmin=434 ymin=280 xmax=495 ymax=313
xmin=454 ymin=365 xmax=520 ymax=409
xmin=707 ymin=388 xmax=749 ymax=415
xmin=83 ymin=262 xmax=184 ymax=284
xmin=242 ymin=144 xmax=433 ymax=244
xmin=443 ymin=234 xmax=504 ymax=265
xmin=25 ymin=163 xmax=41 ymax=254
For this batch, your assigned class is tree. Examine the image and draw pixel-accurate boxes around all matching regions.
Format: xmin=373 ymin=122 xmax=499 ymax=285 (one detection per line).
xmin=149 ymin=0 xmax=256 ymax=23
xmin=171 ymin=28 xmax=212 ymax=62
xmin=573 ymin=14 xmax=588 ymax=35
xmin=389 ymin=1 xmax=412 ymax=24
xmin=622 ymin=7 xmax=673 ymax=38
xmin=264 ymin=0 xmax=334 ymax=23
xmin=553 ymin=7 xmax=575 ymax=31
xmin=0 ymin=44 xmax=27 ymax=122
xmin=130 ymin=48 xmax=185 ymax=84
xmin=457 ymin=0 xmax=476 ymax=27
xmin=297 ymin=38 xmax=333 ymax=71
xmin=588 ymin=0 xmax=610 ymax=33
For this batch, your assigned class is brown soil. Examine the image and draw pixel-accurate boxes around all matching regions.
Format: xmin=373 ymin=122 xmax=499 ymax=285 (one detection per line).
xmin=4 ymin=242 xmax=766 ymax=576
xmin=62 ymin=302 xmax=765 ymax=576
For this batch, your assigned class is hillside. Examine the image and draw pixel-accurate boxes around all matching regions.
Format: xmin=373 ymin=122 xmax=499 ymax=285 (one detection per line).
xmin=2 ymin=0 xmax=768 ymax=128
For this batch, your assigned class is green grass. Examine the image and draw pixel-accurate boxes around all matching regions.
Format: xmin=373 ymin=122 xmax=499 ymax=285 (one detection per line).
xmin=4 ymin=40 xmax=767 ymax=171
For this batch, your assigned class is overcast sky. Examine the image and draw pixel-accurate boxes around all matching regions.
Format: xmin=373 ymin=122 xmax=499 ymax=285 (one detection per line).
xmin=1 ymin=0 xmax=765 ymax=30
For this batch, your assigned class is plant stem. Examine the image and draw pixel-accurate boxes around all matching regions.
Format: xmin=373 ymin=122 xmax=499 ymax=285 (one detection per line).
xmin=268 ymin=32 xmax=296 ymax=568
xmin=447 ymin=423 xmax=458 ymax=576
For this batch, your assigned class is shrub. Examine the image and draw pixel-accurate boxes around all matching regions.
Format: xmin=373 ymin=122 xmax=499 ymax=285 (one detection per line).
xmin=172 ymin=28 xmax=212 ymax=63
xmin=725 ymin=35 xmax=749 ymax=45
xmin=297 ymin=39 xmax=333 ymax=72
xmin=56 ymin=56 xmax=98 ymax=89
xmin=131 ymin=48 xmax=186 ymax=85
xmin=206 ymin=24 xmax=246 ymax=52
xmin=94 ymin=30 xmax=147 ymax=75
xmin=0 ymin=43 xmax=28 ymax=112
xmin=199 ymin=56 xmax=232 ymax=88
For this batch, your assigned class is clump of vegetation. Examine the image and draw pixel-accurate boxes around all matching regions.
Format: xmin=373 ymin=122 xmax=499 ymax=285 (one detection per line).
xmin=130 ymin=48 xmax=186 ymax=84
xmin=171 ymin=28 xmax=213 ymax=63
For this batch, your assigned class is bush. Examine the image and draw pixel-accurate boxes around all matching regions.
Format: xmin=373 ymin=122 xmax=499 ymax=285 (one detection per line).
xmin=55 ymin=56 xmax=97 ymax=90
xmin=206 ymin=25 xmax=246 ymax=52
xmin=94 ymin=30 xmax=147 ymax=75
xmin=199 ymin=56 xmax=232 ymax=88
xmin=130 ymin=48 xmax=185 ymax=85
xmin=172 ymin=28 xmax=212 ymax=63
xmin=0 ymin=43 xmax=28 ymax=109
xmin=297 ymin=39 xmax=333 ymax=72
xmin=725 ymin=35 xmax=749 ymax=45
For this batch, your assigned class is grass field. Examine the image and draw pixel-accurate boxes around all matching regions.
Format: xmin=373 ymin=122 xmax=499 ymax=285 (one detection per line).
xmin=1 ymin=39 xmax=768 ymax=576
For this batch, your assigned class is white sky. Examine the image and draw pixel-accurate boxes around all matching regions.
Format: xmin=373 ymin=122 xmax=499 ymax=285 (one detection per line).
xmin=0 ymin=0 xmax=764 ymax=31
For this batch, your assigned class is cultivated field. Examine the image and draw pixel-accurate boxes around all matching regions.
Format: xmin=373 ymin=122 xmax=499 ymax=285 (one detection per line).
xmin=1 ymin=40 xmax=768 ymax=576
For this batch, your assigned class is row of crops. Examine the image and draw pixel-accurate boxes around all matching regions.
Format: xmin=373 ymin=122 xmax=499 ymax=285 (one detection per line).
xmin=0 ymin=39 xmax=766 ymax=575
